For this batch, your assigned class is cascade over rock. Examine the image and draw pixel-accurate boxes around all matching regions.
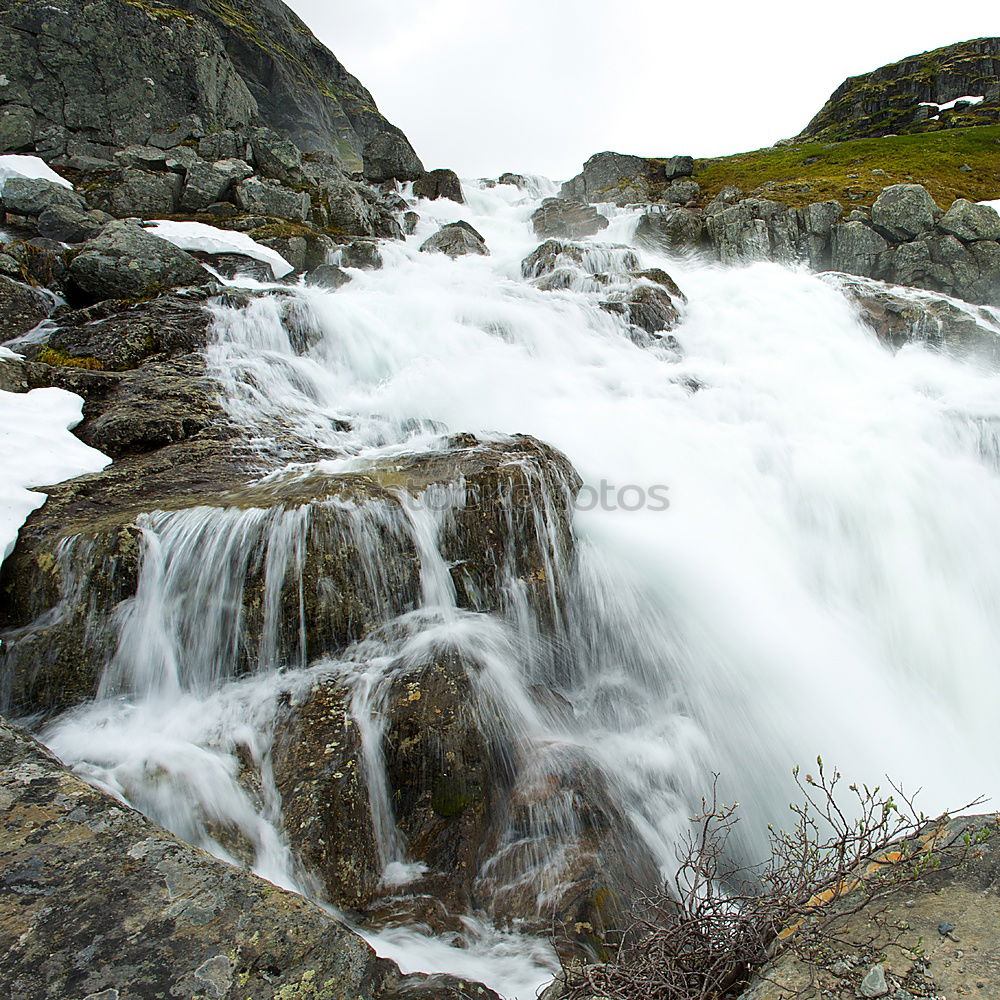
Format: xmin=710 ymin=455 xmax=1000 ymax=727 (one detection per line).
xmin=0 ymin=716 xmax=497 ymax=1000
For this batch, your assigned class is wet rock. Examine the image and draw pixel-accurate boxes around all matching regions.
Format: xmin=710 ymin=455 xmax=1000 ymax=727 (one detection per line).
xmin=413 ymin=168 xmax=465 ymax=204
xmin=310 ymin=175 xmax=401 ymax=238
xmin=0 ymin=716 xmax=483 ymax=1000
xmin=521 ymin=239 xmax=587 ymax=279
xmin=0 ymin=274 xmax=51 ymax=339
xmin=531 ymin=198 xmax=609 ymax=239
xmin=937 ymin=198 xmax=1000 ymax=242
xmin=35 ymin=204 xmax=111 ymax=243
xmin=305 ymin=263 xmax=352 ymax=289
xmin=235 ymin=178 xmax=311 ymax=221
xmin=0 ymin=239 xmax=69 ymax=293
xmin=871 ymin=183 xmax=942 ymax=241
xmin=67 ymin=221 xmax=208 ymax=303
xmin=635 ymin=207 xmax=705 ymax=252
xmin=0 ymin=176 xmax=84 ymax=216
xmin=36 ymin=290 xmax=217 ymax=370
xmin=340 ymin=239 xmax=384 ymax=270
xmin=499 ymin=172 xmax=528 ymax=188
xmin=801 ymin=200 xmax=844 ymax=269
xmin=249 ymin=225 xmax=334 ymax=272
xmin=106 ymin=168 xmax=182 ymax=218
xmin=825 ymin=272 xmax=1000 ymax=367
xmin=601 ymin=283 xmax=682 ymax=335
xmin=271 ymin=673 xmax=382 ymax=908
xmin=403 ymin=210 xmax=420 ymax=235
xmin=420 ymin=221 xmax=489 ymax=257
xmin=192 ymin=252 xmax=275 ymax=282
xmin=561 ymin=151 xmax=694 ymax=205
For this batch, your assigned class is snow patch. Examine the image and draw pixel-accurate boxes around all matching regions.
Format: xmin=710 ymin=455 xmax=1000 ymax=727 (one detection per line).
xmin=919 ymin=95 xmax=985 ymax=112
xmin=0 ymin=387 xmax=110 ymax=565
xmin=144 ymin=220 xmax=294 ymax=279
xmin=977 ymin=199 xmax=1000 ymax=215
xmin=0 ymin=154 xmax=73 ymax=194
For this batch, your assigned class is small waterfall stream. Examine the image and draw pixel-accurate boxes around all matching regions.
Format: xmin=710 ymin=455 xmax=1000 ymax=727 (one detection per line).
xmin=28 ymin=177 xmax=1000 ymax=997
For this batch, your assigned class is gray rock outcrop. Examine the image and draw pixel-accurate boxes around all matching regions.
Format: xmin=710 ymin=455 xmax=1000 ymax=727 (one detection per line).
xmin=413 ymin=168 xmax=465 ymax=204
xmin=420 ymin=221 xmax=490 ymax=257
xmin=0 ymin=0 xmax=423 ymax=181
xmin=68 ymin=221 xmax=208 ymax=303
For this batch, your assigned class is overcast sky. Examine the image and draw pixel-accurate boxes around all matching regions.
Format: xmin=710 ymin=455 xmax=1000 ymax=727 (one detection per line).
xmin=285 ymin=1 xmax=998 ymax=182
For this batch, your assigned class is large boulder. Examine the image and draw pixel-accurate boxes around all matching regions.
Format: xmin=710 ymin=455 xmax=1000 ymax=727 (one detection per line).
xmin=413 ymin=168 xmax=465 ymax=204
xmin=420 ymin=221 xmax=490 ymax=257
xmin=532 ymin=198 xmax=609 ymax=239
xmin=36 ymin=203 xmax=111 ymax=243
xmin=601 ymin=281 xmax=683 ymax=336
xmin=870 ymin=183 xmax=942 ymax=241
xmin=561 ymin=151 xmax=695 ymax=206
xmin=67 ymin=221 xmax=208 ymax=303
xmin=0 ymin=176 xmax=84 ymax=215
xmin=938 ymin=198 xmax=1000 ymax=242
xmin=179 ymin=160 xmax=235 ymax=211
xmin=0 ymin=716 xmax=493 ymax=1000
xmin=830 ymin=220 xmax=891 ymax=277
xmin=106 ymin=167 xmax=182 ymax=217
xmin=0 ymin=0 xmax=423 ymax=181
xmin=249 ymin=126 xmax=305 ymax=185
xmin=235 ymin=178 xmax=311 ymax=221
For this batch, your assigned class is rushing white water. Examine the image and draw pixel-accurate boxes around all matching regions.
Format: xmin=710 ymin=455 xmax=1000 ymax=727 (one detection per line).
xmin=33 ymin=175 xmax=1000 ymax=997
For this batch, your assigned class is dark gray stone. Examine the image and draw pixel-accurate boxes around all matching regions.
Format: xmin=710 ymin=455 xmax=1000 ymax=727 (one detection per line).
xmin=706 ymin=198 xmax=802 ymax=264
xmin=831 ymin=221 xmax=890 ymax=277
xmin=420 ymin=222 xmax=489 ymax=257
xmin=340 ymin=240 xmax=383 ymax=270
xmin=180 ymin=161 xmax=233 ymax=211
xmin=197 ymin=130 xmax=249 ymax=162
xmin=305 ymin=263 xmax=351 ymax=289
xmin=68 ymin=221 xmax=207 ymax=303
xmin=36 ymin=204 xmax=111 ymax=243
xmin=0 ymin=176 xmax=84 ymax=216
xmin=235 ymin=178 xmax=311 ymax=221
xmin=249 ymin=126 xmax=304 ymax=185
xmin=413 ymin=168 xmax=464 ymax=204
xmin=0 ymin=274 xmax=50 ymax=339
xmin=107 ymin=169 xmax=182 ymax=218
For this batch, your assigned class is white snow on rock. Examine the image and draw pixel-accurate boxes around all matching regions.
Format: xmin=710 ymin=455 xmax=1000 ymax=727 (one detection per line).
xmin=0 ymin=154 xmax=74 ymax=194
xmin=978 ymin=199 xmax=1000 ymax=214
xmin=919 ymin=95 xmax=985 ymax=112
xmin=0 ymin=387 xmax=110 ymax=565
xmin=145 ymin=220 xmax=294 ymax=279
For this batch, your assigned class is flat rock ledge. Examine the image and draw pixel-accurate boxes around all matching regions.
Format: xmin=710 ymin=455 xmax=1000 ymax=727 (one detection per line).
xmin=0 ymin=716 xmax=497 ymax=1000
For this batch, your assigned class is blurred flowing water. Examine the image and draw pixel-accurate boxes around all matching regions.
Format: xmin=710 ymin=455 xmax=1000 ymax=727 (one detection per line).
xmin=38 ymin=176 xmax=1000 ymax=997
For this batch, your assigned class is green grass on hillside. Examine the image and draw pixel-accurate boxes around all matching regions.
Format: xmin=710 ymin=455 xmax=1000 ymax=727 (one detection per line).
xmin=694 ymin=125 xmax=1000 ymax=210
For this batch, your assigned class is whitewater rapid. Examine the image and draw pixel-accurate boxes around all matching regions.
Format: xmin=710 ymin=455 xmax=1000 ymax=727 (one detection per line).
xmin=36 ymin=177 xmax=1000 ymax=997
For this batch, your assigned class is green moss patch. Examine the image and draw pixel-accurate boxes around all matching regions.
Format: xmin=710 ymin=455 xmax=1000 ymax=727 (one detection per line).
xmin=36 ymin=347 xmax=105 ymax=370
xmin=695 ymin=125 xmax=1000 ymax=210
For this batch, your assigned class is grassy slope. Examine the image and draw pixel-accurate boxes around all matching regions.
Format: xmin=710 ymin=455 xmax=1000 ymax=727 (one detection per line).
xmin=693 ymin=124 xmax=1000 ymax=210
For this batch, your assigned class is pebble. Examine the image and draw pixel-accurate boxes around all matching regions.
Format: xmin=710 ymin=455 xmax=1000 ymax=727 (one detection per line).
xmin=859 ymin=963 xmax=889 ymax=998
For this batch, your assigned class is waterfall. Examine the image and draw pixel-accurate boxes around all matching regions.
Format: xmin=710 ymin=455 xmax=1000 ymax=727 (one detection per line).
xmin=27 ymin=176 xmax=1000 ymax=997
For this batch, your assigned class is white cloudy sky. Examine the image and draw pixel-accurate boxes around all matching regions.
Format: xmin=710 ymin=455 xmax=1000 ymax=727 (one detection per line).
xmin=285 ymin=0 xmax=997 ymax=182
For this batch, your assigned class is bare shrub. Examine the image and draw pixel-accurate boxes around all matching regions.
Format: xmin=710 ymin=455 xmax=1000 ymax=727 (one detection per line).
xmin=560 ymin=759 xmax=992 ymax=1000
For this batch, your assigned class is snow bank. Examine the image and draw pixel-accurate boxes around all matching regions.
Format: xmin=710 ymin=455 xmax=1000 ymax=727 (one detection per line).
xmin=919 ymin=95 xmax=985 ymax=112
xmin=0 ymin=154 xmax=74 ymax=194
xmin=145 ymin=220 xmax=294 ymax=279
xmin=978 ymin=199 xmax=1000 ymax=214
xmin=0 ymin=387 xmax=110 ymax=564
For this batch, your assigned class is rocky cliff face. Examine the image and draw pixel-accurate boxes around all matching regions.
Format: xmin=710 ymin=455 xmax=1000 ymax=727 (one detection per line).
xmin=0 ymin=0 xmax=423 ymax=180
xmin=799 ymin=37 xmax=1000 ymax=142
